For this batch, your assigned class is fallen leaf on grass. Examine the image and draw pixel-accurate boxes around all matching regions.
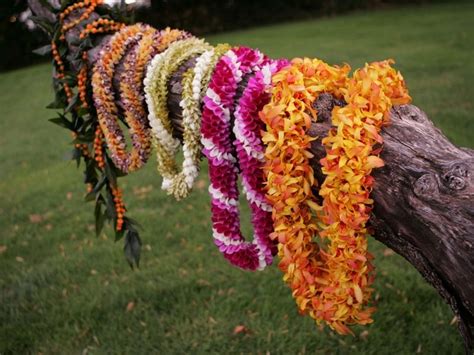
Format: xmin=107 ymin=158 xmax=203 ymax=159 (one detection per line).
xmin=416 ymin=344 xmax=422 ymax=353
xmin=29 ymin=214 xmax=43 ymax=223
xmin=0 ymin=245 xmax=7 ymax=254
xmin=126 ymin=302 xmax=135 ymax=312
xmin=233 ymin=325 xmax=248 ymax=335
xmin=132 ymin=185 xmax=153 ymax=199
xmin=196 ymin=179 xmax=207 ymax=190
xmin=66 ymin=192 xmax=73 ymax=200
xmin=90 ymin=269 xmax=97 ymax=275
xmin=16 ymin=256 xmax=24 ymax=263
xmin=383 ymin=248 xmax=395 ymax=256
xmin=450 ymin=316 xmax=458 ymax=325
xmin=359 ymin=330 xmax=369 ymax=340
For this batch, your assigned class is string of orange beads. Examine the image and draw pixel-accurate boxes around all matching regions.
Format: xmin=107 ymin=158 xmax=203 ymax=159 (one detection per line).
xmin=94 ymin=126 xmax=106 ymax=169
xmin=111 ymin=187 xmax=126 ymax=231
xmin=79 ymin=18 xmax=125 ymax=39
xmin=60 ymin=0 xmax=103 ymax=40
xmin=72 ymin=132 xmax=90 ymax=158
xmin=51 ymin=41 xmax=73 ymax=102
xmin=77 ymin=52 xmax=89 ymax=108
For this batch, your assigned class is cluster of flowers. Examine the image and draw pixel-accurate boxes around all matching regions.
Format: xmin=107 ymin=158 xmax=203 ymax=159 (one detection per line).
xmin=200 ymin=47 xmax=283 ymax=270
xmin=51 ymin=0 xmax=412 ymax=331
xmin=261 ymin=58 xmax=410 ymax=333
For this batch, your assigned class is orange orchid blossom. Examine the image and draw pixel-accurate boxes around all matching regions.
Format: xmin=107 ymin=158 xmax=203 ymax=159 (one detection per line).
xmin=261 ymin=58 xmax=411 ymax=334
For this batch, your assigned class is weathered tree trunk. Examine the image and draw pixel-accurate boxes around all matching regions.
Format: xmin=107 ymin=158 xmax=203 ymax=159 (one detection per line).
xmin=29 ymin=1 xmax=474 ymax=352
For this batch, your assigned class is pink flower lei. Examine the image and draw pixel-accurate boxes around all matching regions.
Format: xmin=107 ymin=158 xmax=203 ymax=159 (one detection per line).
xmin=201 ymin=47 xmax=283 ymax=270
xmin=233 ymin=58 xmax=289 ymax=267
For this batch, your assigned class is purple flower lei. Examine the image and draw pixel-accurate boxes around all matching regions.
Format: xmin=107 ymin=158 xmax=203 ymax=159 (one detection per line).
xmin=92 ymin=24 xmax=153 ymax=173
xmin=201 ymin=47 xmax=279 ymax=271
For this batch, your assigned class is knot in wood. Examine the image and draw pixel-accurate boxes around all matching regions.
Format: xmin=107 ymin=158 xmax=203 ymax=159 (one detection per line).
xmin=413 ymin=173 xmax=439 ymax=199
xmin=313 ymin=93 xmax=345 ymax=122
xmin=442 ymin=162 xmax=469 ymax=191
xmin=395 ymin=104 xmax=427 ymax=123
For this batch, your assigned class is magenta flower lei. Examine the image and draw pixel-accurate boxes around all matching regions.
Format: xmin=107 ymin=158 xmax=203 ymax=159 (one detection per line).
xmin=201 ymin=46 xmax=279 ymax=271
xmin=232 ymin=59 xmax=290 ymax=267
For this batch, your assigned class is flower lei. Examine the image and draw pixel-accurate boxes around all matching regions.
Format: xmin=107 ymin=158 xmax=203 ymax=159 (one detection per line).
xmin=93 ymin=25 xmax=186 ymax=173
xmin=201 ymin=47 xmax=277 ymax=270
xmin=317 ymin=59 xmax=411 ymax=331
xmin=261 ymin=58 xmax=411 ymax=333
xmin=230 ymin=59 xmax=290 ymax=268
xmin=118 ymin=27 xmax=161 ymax=172
xmin=261 ymin=58 xmax=355 ymax=333
xmin=143 ymin=37 xmax=212 ymax=199
xmin=172 ymin=44 xmax=231 ymax=198
xmin=92 ymin=24 xmax=150 ymax=173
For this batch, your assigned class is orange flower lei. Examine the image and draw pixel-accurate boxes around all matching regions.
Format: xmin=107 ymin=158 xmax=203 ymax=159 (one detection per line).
xmin=261 ymin=58 xmax=411 ymax=334
xmin=92 ymin=25 xmax=186 ymax=173
xmin=260 ymin=58 xmax=351 ymax=333
xmin=318 ymin=59 xmax=411 ymax=329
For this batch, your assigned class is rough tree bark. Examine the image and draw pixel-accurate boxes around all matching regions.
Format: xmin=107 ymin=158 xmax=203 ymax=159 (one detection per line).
xmin=29 ymin=1 xmax=474 ymax=352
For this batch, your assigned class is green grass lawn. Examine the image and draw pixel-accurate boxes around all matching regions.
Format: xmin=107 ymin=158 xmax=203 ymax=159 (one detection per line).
xmin=1 ymin=2 xmax=473 ymax=354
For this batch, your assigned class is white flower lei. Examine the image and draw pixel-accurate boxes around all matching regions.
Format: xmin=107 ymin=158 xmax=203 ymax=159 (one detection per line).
xmin=143 ymin=37 xmax=212 ymax=199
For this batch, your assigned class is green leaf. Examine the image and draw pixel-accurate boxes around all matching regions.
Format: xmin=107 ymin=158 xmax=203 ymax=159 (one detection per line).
xmin=123 ymin=229 xmax=142 ymax=269
xmin=85 ymin=190 xmax=96 ymax=202
xmin=72 ymin=148 xmax=82 ymax=167
xmin=46 ymin=97 xmax=65 ymax=109
xmin=72 ymin=132 xmax=95 ymax=144
xmin=94 ymin=198 xmax=107 ymax=237
xmin=104 ymin=185 xmax=116 ymax=220
xmin=65 ymin=94 xmax=79 ymax=113
xmin=104 ymin=157 xmax=117 ymax=187
xmin=49 ymin=114 xmax=74 ymax=130
xmin=30 ymin=16 xmax=54 ymax=34
xmin=33 ymin=44 xmax=52 ymax=56
xmin=86 ymin=175 xmax=107 ymax=201
xmin=38 ymin=0 xmax=56 ymax=11
xmin=76 ymin=107 xmax=90 ymax=117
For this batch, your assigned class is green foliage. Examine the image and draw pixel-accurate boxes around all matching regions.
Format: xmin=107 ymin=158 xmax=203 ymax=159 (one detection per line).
xmin=31 ymin=0 xmax=142 ymax=266
xmin=0 ymin=2 xmax=473 ymax=354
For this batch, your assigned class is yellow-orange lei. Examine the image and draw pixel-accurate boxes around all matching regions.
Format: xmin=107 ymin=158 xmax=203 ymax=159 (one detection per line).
xmin=261 ymin=58 xmax=411 ymax=334
xmin=319 ymin=59 xmax=411 ymax=332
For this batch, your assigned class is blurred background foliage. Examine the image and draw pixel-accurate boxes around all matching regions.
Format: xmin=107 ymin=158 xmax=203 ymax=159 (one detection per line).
xmin=0 ymin=0 xmax=462 ymax=72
